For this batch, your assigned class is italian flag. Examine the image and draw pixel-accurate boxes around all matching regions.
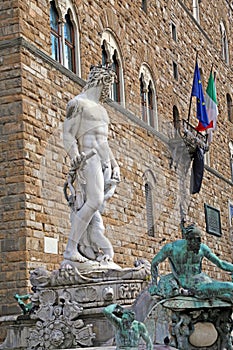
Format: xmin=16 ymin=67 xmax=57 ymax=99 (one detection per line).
xmin=205 ymin=71 xmax=218 ymax=142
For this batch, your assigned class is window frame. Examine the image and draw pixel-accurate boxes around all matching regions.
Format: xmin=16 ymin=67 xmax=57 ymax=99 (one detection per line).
xmin=172 ymin=61 xmax=178 ymax=80
xmin=171 ymin=22 xmax=177 ymax=42
xmin=139 ymin=64 xmax=158 ymax=130
xmin=64 ymin=11 xmax=76 ymax=73
xmin=101 ymin=30 xmax=125 ymax=106
xmin=49 ymin=0 xmax=80 ymax=76
xmin=50 ymin=1 xmax=62 ymax=63
xmin=193 ymin=0 xmax=200 ymax=23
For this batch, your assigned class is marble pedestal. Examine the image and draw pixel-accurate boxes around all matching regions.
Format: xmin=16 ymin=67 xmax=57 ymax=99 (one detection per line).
xmin=0 ymin=260 xmax=150 ymax=350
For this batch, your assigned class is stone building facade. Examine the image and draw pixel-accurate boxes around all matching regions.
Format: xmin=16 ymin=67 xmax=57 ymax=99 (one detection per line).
xmin=0 ymin=0 xmax=233 ymax=320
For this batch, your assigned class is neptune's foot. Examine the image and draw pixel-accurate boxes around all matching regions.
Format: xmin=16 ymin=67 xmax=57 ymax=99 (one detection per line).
xmin=63 ymin=250 xmax=88 ymax=263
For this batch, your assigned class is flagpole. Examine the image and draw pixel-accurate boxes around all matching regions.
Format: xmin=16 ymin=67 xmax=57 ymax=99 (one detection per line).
xmin=210 ymin=62 xmax=214 ymax=74
xmin=205 ymin=63 xmax=214 ymax=140
xmin=214 ymin=71 xmax=216 ymax=82
xmin=187 ymin=51 xmax=199 ymax=124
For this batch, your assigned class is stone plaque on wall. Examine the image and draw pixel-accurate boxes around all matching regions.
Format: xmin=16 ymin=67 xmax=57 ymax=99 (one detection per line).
xmin=204 ymin=204 xmax=222 ymax=237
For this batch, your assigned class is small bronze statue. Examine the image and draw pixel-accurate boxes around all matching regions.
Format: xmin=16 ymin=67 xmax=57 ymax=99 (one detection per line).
xmin=103 ymin=303 xmax=153 ymax=350
xmin=14 ymin=293 xmax=32 ymax=314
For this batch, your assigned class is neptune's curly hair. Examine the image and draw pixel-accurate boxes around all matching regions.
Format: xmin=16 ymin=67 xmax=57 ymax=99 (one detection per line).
xmin=83 ymin=65 xmax=116 ymax=101
xmin=182 ymin=224 xmax=201 ymax=240
xmin=123 ymin=309 xmax=136 ymax=322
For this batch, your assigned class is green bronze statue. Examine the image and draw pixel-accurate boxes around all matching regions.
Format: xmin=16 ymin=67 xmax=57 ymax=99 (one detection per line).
xmin=149 ymin=224 xmax=233 ymax=302
xmin=14 ymin=293 xmax=32 ymax=314
xmin=103 ymin=303 xmax=153 ymax=350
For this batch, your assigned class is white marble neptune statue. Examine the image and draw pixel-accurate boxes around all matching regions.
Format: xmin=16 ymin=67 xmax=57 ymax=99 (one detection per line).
xmin=63 ymin=65 xmax=120 ymax=263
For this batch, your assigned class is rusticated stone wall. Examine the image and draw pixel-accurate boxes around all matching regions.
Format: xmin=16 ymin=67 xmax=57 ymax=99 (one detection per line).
xmin=0 ymin=0 xmax=233 ymax=320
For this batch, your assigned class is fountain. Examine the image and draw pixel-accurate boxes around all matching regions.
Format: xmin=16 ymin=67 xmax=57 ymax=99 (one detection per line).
xmin=1 ymin=66 xmax=232 ymax=350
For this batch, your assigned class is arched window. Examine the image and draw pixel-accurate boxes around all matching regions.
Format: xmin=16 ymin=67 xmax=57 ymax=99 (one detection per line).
xmin=49 ymin=1 xmax=80 ymax=76
xmin=101 ymin=30 xmax=125 ymax=105
xmin=193 ymin=0 xmax=200 ymax=23
xmin=64 ymin=11 xmax=75 ymax=72
xmin=220 ymin=22 xmax=229 ymax=64
xmin=50 ymin=1 xmax=61 ymax=62
xmin=139 ymin=64 xmax=158 ymax=130
xmin=227 ymin=93 xmax=233 ymax=122
xmin=145 ymin=182 xmax=154 ymax=237
xmin=173 ymin=105 xmax=180 ymax=131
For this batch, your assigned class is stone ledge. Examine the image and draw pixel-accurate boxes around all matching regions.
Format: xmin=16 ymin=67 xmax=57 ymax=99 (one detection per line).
xmin=0 ymin=314 xmax=21 ymax=322
xmin=0 ymin=345 xmax=177 ymax=350
xmin=54 ymin=347 xmax=177 ymax=350
xmin=53 ymin=348 xmax=115 ymax=350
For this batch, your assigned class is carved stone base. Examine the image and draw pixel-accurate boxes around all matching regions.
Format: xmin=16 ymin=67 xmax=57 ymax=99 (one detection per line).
xmin=144 ymin=296 xmax=233 ymax=350
xmin=0 ymin=261 xmax=150 ymax=350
